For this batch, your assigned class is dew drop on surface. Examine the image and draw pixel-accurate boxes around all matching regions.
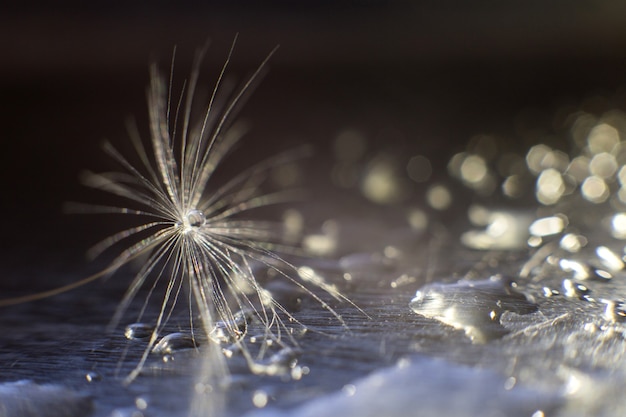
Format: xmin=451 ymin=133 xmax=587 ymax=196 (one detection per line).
xmin=124 ymin=323 xmax=155 ymax=340
xmin=85 ymin=371 xmax=102 ymax=382
xmin=543 ymin=287 xmax=560 ymax=297
xmin=562 ymin=279 xmax=592 ymax=300
xmin=151 ymin=332 xmax=198 ymax=354
xmin=135 ymin=397 xmax=148 ymax=411
xmin=410 ymin=275 xmax=537 ymax=343
xmin=604 ymin=300 xmax=626 ymax=323
xmin=210 ymin=310 xmax=253 ymax=343
xmin=252 ymin=390 xmax=269 ymax=408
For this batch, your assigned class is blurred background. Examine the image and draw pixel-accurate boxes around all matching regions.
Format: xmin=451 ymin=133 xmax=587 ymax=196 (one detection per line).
xmin=2 ymin=0 xmax=626 ymax=277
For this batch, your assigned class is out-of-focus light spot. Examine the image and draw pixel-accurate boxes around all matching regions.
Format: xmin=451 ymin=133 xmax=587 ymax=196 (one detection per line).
xmin=361 ymin=155 xmax=410 ymax=204
xmin=536 ymin=168 xmax=565 ymax=205
xmin=541 ymin=150 xmax=570 ymax=172
xmin=467 ymin=135 xmax=497 ymax=161
xmin=252 ymin=390 xmax=268 ymax=408
xmin=611 ymin=213 xmax=626 ymax=239
xmin=596 ymin=246 xmax=624 ymax=271
xmin=526 ymin=144 xmax=552 ymax=175
xmin=559 ymin=259 xmax=590 ymax=279
xmin=502 ymin=174 xmax=525 ymax=198
xmin=617 ymin=166 xmax=626 ymax=187
xmin=447 ymin=152 xmax=466 ymax=178
xmin=333 ymin=129 xmax=367 ymax=161
xmin=331 ymin=164 xmax=359 ymax=188
xmin=529 ymin=215 xmax=567 ymax=237
xmin=407 ymin=208 xmax=428 ymax=230
xmin=406 ymin=155 xmax=432 ymax=183
xmin=271 ymin=162 xmax=301 ymax=187
xmin=461 ymin=209 xmax=531 ymax=250
xmin=571 ymin=112 xmax=597 ymax=148
xmin=589 ymin=152 xmax=618 ymax=179
xmin=587 ymin=123 xmax=620 ymax=154
xmin=565 ymin=156 xmax=591 ymax=184
xmin=619 ymin=186 xmax=626 ymax=204
xmin=460 ymin=155 xmax=487 ymax=184
xmin=581 ymin=176 xmax=609 ymax=203
xmin=303 ymin=220 xmax=339 ymax=256
xmin=426 ymin=184 xmax=452 ymax=210
xmin=527 ymin=236 xmax=542 ymax=247
xmin=468 ymin=205 xmax=491 ymax=226
xmin=559 ymin=233 xmax=587 ymax=252
xmin=283 ymin=209 xmax=304 ymax=243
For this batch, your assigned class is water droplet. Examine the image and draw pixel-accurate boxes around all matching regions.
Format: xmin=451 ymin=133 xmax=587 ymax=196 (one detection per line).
xmin=562 ymin=279 xmax=591 ymax=300
xmin=604 ymin=300 xmax=626 ymax=323
xmin=249 ymin=347 xmax=301 ymax=376
xmin=210 ymin=310 xmax=253 ymax=343
xmin=410 ymin=275 xmax=537 ymax=343
xmin=151 ymin=332 xmax=198 ymax=354
xmin=543 ymin=287 xmax=560 ymax=297
xmin=124 ymin=323 xmax=154 ymax=340
xmin=135 ymin=397 xmax=148 ymax=411
xmin=85 ymin=371 xmax=102 ymax=382
xmin=184 ymin=209 xmax=206 ymax=230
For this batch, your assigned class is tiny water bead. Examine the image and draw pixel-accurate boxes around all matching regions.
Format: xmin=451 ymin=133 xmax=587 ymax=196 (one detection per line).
xmin=562 ymin=279 xmax=592 ymax=301
xmin=125 ymin=323 xmax=155 ymax=340
xmin=151 ymin=332 xmax=198 ymax=355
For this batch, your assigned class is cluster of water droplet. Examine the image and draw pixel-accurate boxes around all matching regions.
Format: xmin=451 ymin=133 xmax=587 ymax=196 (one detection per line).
xmin=446 ymin=100 xmax=626 ymax=331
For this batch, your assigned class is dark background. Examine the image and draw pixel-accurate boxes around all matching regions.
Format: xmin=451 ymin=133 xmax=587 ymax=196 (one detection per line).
xmin=2 ymin=1 xmax=626 ymax=271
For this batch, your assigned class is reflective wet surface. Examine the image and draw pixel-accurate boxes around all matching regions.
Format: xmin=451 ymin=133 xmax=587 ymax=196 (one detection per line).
xmin=5 ymin=4 xmax=626 ymax=417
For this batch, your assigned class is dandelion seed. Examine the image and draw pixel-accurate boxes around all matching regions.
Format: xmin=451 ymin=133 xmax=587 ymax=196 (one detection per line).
xmin=71 ymin=37 xmax=355 ymax=384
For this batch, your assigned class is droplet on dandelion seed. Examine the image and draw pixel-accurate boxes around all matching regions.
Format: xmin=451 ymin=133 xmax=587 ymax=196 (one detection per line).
xmin=183 ymin=209 xmax=206 ymax=231
xmin=151 ymin=332 xmax=198 ymax=354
